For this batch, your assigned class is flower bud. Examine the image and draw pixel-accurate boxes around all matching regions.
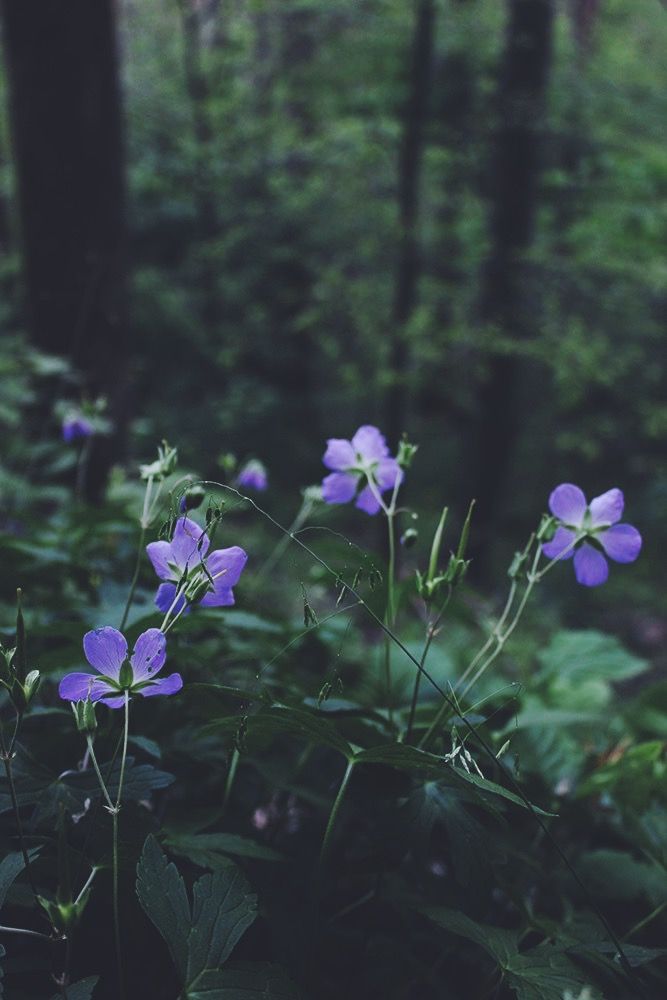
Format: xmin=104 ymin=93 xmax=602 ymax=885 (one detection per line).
xmin=180 ymin=485 xmax=206 ymax=512
xmin=72 ymin=699 xmax=97 ymax=734
xmin=400 ymin=527 xmax=418 ymax=548
xmin=140 ymin=441 xmax=178 ymax=481
xmin=397 ymin=436 xmax=418 ymax=470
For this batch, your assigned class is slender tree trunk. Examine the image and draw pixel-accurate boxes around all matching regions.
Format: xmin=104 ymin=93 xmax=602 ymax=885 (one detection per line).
xmin=471 ymin=0 xmax=554 ymax=569
xmin=0 ymin=0 xmax=127 ymax=500
xmin=385 ymin=0 xmax=436 ymax=447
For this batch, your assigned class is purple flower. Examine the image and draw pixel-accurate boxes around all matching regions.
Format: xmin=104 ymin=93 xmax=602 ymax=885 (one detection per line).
xmin=59 ymin=627 xmax=182 ymax=708
xmin=62 ymin=412 xmax=94 ymax=443
xmin=321 ymin=425 xmax=403 ymax=515
xmin=237 ymin=460 xmax=268 ymax=492
xmin=542 ymin=483 xmax=642 ymax=587
xmin=146 ymin=516 xmax=248 ymax=614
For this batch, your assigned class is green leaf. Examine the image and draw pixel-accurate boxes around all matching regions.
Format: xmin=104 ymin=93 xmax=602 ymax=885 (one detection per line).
xmin=136 ymin=835 xmax=191 ymax=978
xmin=206 ymin=706 xmax=353 ymax=759
xmin=451 ymin=769 xmax=556 ymax=817
xmin=417 ymin=906 xmax=518 ymax=966
xmin=0 ymin=849 xmax=40 ymax=911
xmin=64 ymin=755 xmax=175 ymax=803
xmin=576 ymin=849 xmax=667 ymax=906
xmin=187 ymin=962 xmax=300 ymax=999
xmin=185 ymin=867 xmax=257 ymax=983
xmin=505 ymin=947 xmax=602 ymax=1000
xmin=354 ymin=745 xmax=555 ymax=815
xmin=49 ymin=977 xmax=99 ymax=1000
xmin=537 ymin=630 xmax=648 ymax=683
xmin=166 ymin=833 xmax=285 ymax=868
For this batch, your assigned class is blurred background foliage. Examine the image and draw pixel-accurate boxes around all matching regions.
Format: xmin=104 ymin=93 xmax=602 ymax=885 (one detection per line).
xmin=0 ymin=0 xmax=665 ymax=592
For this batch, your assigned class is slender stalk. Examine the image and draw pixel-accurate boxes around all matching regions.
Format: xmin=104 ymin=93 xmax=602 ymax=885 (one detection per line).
xmin=119 ymin=525 xmax=146 ymax=632
xmin=222 ymin=748 xmax=240 ymax=814
xmin=319 ymin=760 xmax=355 ymax=868
xmin=405 ymin=588 xmax=452 ymax=743
xmin=111 ymin=693 xmax=130 ymax=1000
xmin=0 ymin=924 xmax=52 ymax=941
xmin=85 ymin=737 xmax=115 ymax=811
xmin=383 ymin=509 xmax=397 ymax=720
xmin=0 ymin=729 xmax=38 ymax=900
xmin=255 ymin=494 xmax=314 ymax=585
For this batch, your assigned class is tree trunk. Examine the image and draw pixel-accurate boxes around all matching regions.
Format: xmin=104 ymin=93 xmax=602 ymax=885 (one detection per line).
xmin=471 ymin=0 xmax=554 ymax=569
xmin=385 ymin=0 xmax=436 ymax=447
xmin=0 ymin=0 xmax=127 ymax=499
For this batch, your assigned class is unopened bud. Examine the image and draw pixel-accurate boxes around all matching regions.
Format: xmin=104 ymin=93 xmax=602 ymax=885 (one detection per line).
xmin=72 ymin=700 xmax=97 ymax=734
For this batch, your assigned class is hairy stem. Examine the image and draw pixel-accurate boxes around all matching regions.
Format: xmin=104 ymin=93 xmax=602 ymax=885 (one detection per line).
xmin=119 ymin=525 xmax=146 ymax=632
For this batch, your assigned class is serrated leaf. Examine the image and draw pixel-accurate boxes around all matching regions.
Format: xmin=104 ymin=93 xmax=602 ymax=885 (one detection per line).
xmin=187 ymin=962 xmax=300 ymax=999
xmin=417 ymin=905 xmax=518 ymax=965
xmin=49 ymin=976 xmax=99 ymax=1000
xmin=537 ymin=630 xmax=648 ymax=683
xmin=185 ymin=867 xmax=257 ymax=983
xmin=206 ymin=706 xmax=353 ymax=759
xmin=354 ymin=745 xmax=555 ymax=816
xmin=63 ymin=755 xmax=175 ymax=803
xmin=166 ymin=833 xmax=285 ymax=868
xmin=0 ymin=849 xmax=40 ymax=911
xmin=136 ymin=835 xmax=191 ymax=978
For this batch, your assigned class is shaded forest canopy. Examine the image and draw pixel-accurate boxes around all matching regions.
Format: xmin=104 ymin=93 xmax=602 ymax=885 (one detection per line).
xmin=0 ymin=0 xmax=666 ymax=567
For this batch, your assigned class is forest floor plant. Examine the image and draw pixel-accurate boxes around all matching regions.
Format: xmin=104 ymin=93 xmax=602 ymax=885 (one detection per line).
xmin=0 ymin=429 xmax=661 ymax=1000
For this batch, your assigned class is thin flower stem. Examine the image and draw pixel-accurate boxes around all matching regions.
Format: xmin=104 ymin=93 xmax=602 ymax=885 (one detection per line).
xmin=255 ymin=494 xmax=314 ymax=585
xmin=112 ymin=692 xmax=130 ymax=1000
xmin=383 ymin=509 xmax=397 ymax=722
xmin=85 ymin=737 xmax=115 ymax=811
xmin=159 ymin=581 xmax=187 ymax=632
xmin=417 ymin=536 xmax=539 ymax=752
xmin=74 ymin=866 xmax=98 ymax=906
xmin=0 ymin=720 xmax=38 ymax=902
xmin=319 ymin=760 xmax=355 ymax=868
xmin=0 ymin=924 xmax=52 ymax=941
xmin=119 ymin=525 xmax=146 ymax=632
xmin=405 ymin=588 xmax=452 ymax=743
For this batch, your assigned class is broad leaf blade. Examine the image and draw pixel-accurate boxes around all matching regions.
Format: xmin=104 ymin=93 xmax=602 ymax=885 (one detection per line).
xmin=136 ymin=836 xmax=191 ymax=979
xmin=0 ymin=849 xmax=40 ymax=910
xmin=166 ymin=833 xmax=285 ymax=868
xmin=186 ymin=865 xmax=258 ymax=984
xmin=187 ymin=963 xmax=300 ymax=999
xmin=49 ymin=977 xmax=99 ymax=1000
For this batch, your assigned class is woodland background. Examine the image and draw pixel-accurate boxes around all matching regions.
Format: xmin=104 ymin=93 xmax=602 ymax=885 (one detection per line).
xmin=0 ymin=0 xmax=665 ymax=603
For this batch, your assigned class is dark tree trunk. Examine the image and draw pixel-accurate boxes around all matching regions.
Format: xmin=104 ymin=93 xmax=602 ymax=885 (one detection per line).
xmin=385 ymin=0 xmax=436 ymax=447
xmin=0 ymin=0 xmax=127 ymax=500
xmin=471 ymin=0 xmax=554 ymax=569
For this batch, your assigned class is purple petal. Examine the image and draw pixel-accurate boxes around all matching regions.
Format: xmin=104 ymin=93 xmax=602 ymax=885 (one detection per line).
xmin=155 ymin=583 xmax=188 ymax=616
xmin=323 ymin=438 xmax=356 ymax=471
xmin=355 ymin=484 xmax=382 ymax=515
xmin=322 ymin=471 xmax=358 ymax=505
xmin=599 ymin=523 xmax=642 ymax=564
xmin=374 ymin=457 xmax=403 ymax=492
xmin=200 ymin=585 xmax=235 ymax=608
xmin=131 ymin=628 xmax=166 ymax=681
xmin=205 ymin=546 xmax=248 ymax=589
xmin=573 ymin=544 xmax=609 ymax=587
xmin=548 ymin=484 xmax=587 ymax=527
xmin=171 ymin=517 xmax=209 ymax=570
xmin=589 ymin=488 xmax=624 ymax=527
xmin=542 ymin=526 xmax=576 ymax=560
xmin=351 ymin=425 xmax=389 ymax=462
xmin=146 ymin=540 xmax=174 ymax=581
xmin=83 ymin=627 xmax=128 ymax=680
xmin=139 ymin=673 xmax=183 ymax=698
xmin=99 ymin=695 xmax=126 ymax=709
xmin=59 ymin=672 xmax=113 ymax=703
